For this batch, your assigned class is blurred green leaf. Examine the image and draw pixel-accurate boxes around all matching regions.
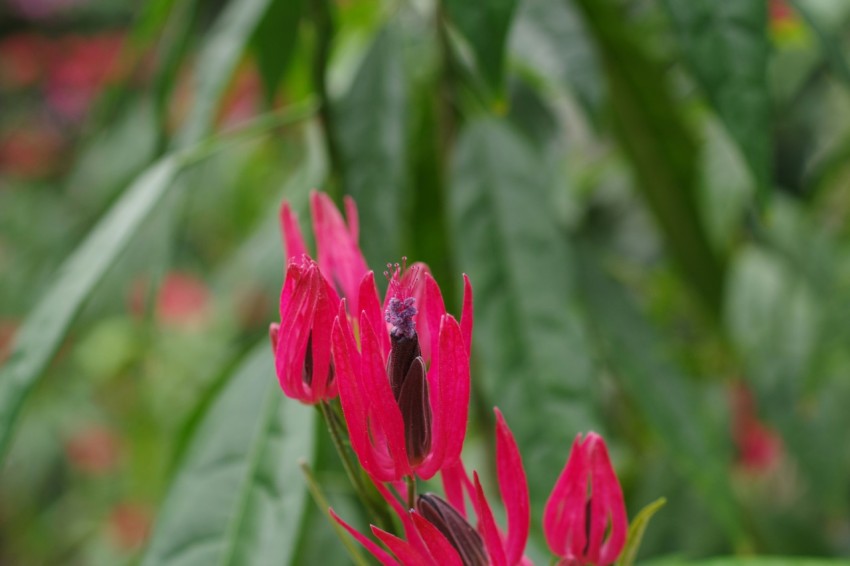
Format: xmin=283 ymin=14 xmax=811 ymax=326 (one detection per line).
xmin=617 ymin=497 xmax=666 ymax=566
xmin=0 ymin=157 xmax=180 ymax=462
xmin=509 ymin=0 xmax=604 ymax=116
xmin=141 ymin=343 xmax=316 ymax=566
xmin=448 ymin=118 xmax=597 ymax=511
xmin=574 ymin=0 xmax=725 ymax=314
xmin=651 ymin=559 xmax=848 ymax=566
xmin=661 ymin=0 xmax=772 ymax=203
xmin=175 ymin=0 xmax=280 ymax=147
xmin=442 ymin=0 xmax=517 ymax=95
xmin=336 ymin=26 xmax=408 ymax=266
xmin=252 ymin=0 xmax=304 ymax=103
xmin=576 ymin=248 xmax=743 ymax=545
xmin=790 ymin=0 xmax=850 ymax=89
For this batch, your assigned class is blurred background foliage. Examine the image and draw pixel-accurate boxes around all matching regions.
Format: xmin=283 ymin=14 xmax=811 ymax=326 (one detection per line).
xmin=1 ymin=0 xmax=850 ymax=564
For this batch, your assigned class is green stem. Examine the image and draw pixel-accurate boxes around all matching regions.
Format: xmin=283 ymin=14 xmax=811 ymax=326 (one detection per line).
xmin=405 ymin=475 xmax=417 ymax=511
xmin=318 ymin=401 xmax=394 ymax=530
xmin=299 ymin=460 xmax=369 ymax=566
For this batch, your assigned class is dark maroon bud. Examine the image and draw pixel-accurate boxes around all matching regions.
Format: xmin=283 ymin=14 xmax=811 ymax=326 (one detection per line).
xmin=386 ymin=333 xmax=422 ymax=401
xmin=397 ymin=357 xmax=431 ymax=466
xmin=416 ymin=493 xmax=487 ymax=566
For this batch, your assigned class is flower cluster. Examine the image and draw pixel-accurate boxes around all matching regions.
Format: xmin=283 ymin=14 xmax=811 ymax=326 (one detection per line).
xmin=271 ymin=193 xmax=630 ymax=565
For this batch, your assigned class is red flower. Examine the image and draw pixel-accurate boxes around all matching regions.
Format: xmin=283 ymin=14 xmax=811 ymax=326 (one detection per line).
xmin=332 ymin=262 xmax=473 ymax=481
xmin=270 ymin=191 xmax=368 ymax=404
xmin=543 ymin=433 xmax=628 ymax=566
xmin=331 ymin=408 xmax=530 ymax=565
xmin=270 ymin=257 xmax=339 ymax=403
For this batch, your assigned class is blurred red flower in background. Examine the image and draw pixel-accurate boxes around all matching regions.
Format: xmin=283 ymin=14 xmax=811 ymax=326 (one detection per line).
xmin=731 ymin=382 xmax=783 ymax=473
xmin=128 ymin=272 xmax=212 ymax=329
xmin=109 ymin=502 xmax=152 ymax=550
xmin=65 ymin=425 xmax=121 ymax=475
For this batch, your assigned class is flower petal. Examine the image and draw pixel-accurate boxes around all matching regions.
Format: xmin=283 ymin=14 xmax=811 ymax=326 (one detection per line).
xmin=360 ymin=313 xmax=410 ymax=478
xmin=372 ymin=526 xmax=432 ymax=566
xmin=588 ymin=434 xmax=628 ymax=566
xmin=275 ymin=262 xmax=319 ymax=401
xmin=472 ymin=472 xmax=507 ymax=566
xmin=440 ymin=461 xmax=469 ymax=520
xmin=495 ymin=409 xmax=529 ymax=565
xmin=543 ymin=434 xmax=588 ymax=558
xmin=329 ymin=508 xmax=399 ymax=566
xmin=358 ymin=271 xmax=390 ymax=358
xmin=411 ymin=511 xmax=464 ymax=566
xmin=308 ymin=276 xmax=340 ymax=400
xmin=279 ymin=202 xmax=308 ymax=261
xmin=333 ymin=306 xmax=380 ymax=477
xmin=460 ymin=274 xmax=473 ymax=357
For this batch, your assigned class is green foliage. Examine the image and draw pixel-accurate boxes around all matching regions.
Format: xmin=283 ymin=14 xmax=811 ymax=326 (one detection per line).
xmin=3 ymin=0 xmax=850 ymax=562
xmin=141 ymin=343 xmax=316 ymax=566
xmin=449 ymin=118 xmax=596 ymax=511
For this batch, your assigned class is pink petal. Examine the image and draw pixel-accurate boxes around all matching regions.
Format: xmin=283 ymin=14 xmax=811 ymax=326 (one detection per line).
xmin=419 ymin=315 xmax=469 ymax=479
xmin=588 ymin=434 xmax=628 ymax=566
xmin=275 ymin=263 xmax=319 ymax=401
xmin=359 ymin=313 xmax=410 ymax=479
xmin=372 ymin=527 xmax=432 ymax=566
xmin=279 ymin=202 xmax=308 ymax=261
xmin=358 ymin=271 xmax=390 ymax=358
xmin=344 ymin=195 xmax=359 ymax=242
xmin=460 ymin=274 xmax=473 ymax=357
xmin=543 ymin=434 xmax=589 ymax=558
xmin=411 ymin=512 xmax=464 ymax=566
xmin=422 ymin=273 xmax=447 ymax=370
xmin=308 ymin=276 xmax=340 ymax=400
xmin=373 ymin=482 xmax=433 ymax=559
xmin=494 ymin=409 xmax=530 ymax=565
xmin=472 ymin=472 xmax=507 ymax=566
xmin=440 ymin=462 xmax=469 ymax=519
xmin=329 ymin=509 xmax=399 ymax=566
xmin=310 ymin=191 xmax=368 ymax=313
xmin=332 ymin=309 xmax=379 ymax=477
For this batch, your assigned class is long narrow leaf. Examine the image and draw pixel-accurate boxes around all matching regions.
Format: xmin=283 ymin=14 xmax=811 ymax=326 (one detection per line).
xmin=141 ymin=342 xmax=316 ymax=566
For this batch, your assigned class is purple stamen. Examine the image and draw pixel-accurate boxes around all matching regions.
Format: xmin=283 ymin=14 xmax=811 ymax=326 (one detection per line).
xmin=385 ymin=296 xmax=417 ymax=338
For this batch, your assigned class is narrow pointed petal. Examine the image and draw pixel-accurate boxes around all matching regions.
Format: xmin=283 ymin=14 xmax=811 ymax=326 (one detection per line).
xmin=372 ymin=527 xmax=432 ymax=566
xmin=344 ymin=195 xmax=360 ymax=242
xmin=373 ymin=482 xmax=433 ymax=559
xmin=279 ymin=202 xmax=308 ymax=261
xmin=589 ymin=434 xmax=628 ymax=566
xmin=494 ymin=409 xmax=530 ymax=565
xmin=543 ymin=434 xmax=589 ymax=558
xmin=275 ymin=263 xmax=319 ymax=400
xmin=308 ymin=277 xmax=340 ymax=400
xmin=310 ymin=191 xmax=368 ymax=313
xmin=419 ymin=315 xmax=469 ymax=479
xmin=472 ymin=473 xmax=507 ymax=566
xmin=411 ymin=512 xmax=464 ymax=566
xmin=268 ymin=322 xmax=279 ymax=351
xmin=329 ymin=509 xmax=399 ymax=566
xmin=359 ymin=271 xmax=390 ymax=357
xmin=333 ymin=310 xmax=381 ymax=478
xmin=460 ymin=274 xmax=473 ymax=357
xmin=440 ymin=461 xmax=469 ymax=520
xmin=359 ymin=313 xmax=410 ymax=478
xmin=422 ymin=273 xmax=447 ymax=370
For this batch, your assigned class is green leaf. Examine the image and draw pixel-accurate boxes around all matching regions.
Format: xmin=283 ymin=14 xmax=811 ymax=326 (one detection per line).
xmin=252 ymin=0 xmax=304 ymax=103
xmin=141 ymin=342 xmax=316 ymax=566
xmin=616 ymin=497 xmax=666 ymax=566
xmin=442 ymin=0 xmax=518 ymax=94
xmin=661 ymin=0 xmax=772 ymax=205
xmin=576 ymin=247 xmax=744 ymax=545
xmin=573 ymin=0 xmax=725 ymax=314
xmin=0 ymin=157 xmax=180 ymax=462
xmin=175 ymin=0 xmax=281 ymax=147
xmin=509 ymin=0 xmax=604 ymax=116
xmin=336 ymin=26 xmax=408 ymax=266
xmin=0 ymin=103 xmax=316 ymax=466
xmin=448 ymin=118 xmax=597 ymax=511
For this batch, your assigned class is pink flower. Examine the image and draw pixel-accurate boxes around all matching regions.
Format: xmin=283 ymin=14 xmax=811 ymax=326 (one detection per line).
xmin=730 ymin=382 xmax=783 ymax=473
xmin=270 ymin=257 xmax=340 ymax=403
xmin=543 ymin=433 xmax=628 ymax=566
xmin=332 ymin=262 xmax=473 ymax=481
xmin=270 ymin=191 xmax=368 ymax=404
xmin=331 ymin=408 xmax=530 ymax=565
